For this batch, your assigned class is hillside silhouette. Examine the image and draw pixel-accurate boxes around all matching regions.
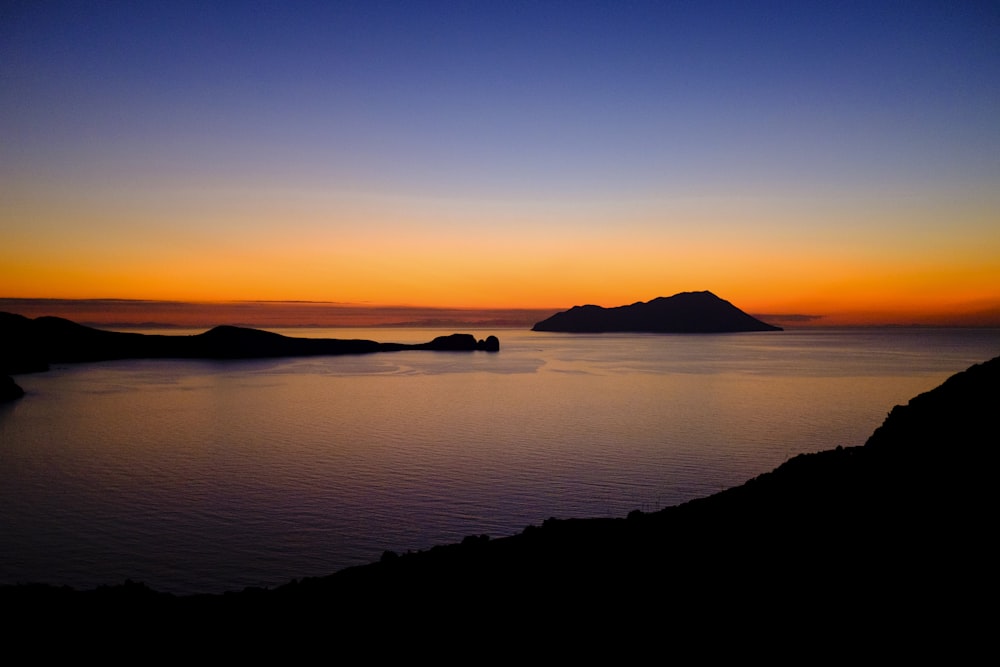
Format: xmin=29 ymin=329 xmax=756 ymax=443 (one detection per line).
xmin=2 ymin=353 xmax=994 ymax=651
xmin=532 ymin=290 xmax=782 ymax=332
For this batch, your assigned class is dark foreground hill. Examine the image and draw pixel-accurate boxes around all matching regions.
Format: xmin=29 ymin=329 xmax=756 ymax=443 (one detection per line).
xmin=532 ymin=290 xmax=782 ymax=332
xmin=3 ymin=355 xmax=995 ymax=651
xmin=0 ymin=311 xmax=499 ymax=377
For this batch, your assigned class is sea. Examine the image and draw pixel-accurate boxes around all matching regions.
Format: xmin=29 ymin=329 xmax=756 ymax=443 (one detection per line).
xmin=1 ymin=327 xmax=998 ymax=595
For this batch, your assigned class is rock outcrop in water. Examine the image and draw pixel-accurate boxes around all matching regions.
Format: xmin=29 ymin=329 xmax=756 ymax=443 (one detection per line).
xmin=532 ymin=290 xmax=782 ymax=332
xmin=0 ymin=312 xmax=499 ymax=374
xmin=0 ymin=374 xmax=23 ymax=402
xmin=3 ymin=351 xmax=994 ymax=652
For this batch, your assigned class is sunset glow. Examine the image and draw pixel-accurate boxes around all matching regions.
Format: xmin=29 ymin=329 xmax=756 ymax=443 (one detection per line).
xmin=2 ymin=2 xmax=998 ymax=327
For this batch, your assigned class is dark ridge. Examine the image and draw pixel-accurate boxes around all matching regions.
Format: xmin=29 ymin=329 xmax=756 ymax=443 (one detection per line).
xmin=0 ymin=312 xmax=499 ymax=373
xmin=2 ymin=354 xmax=995 ymax=649
xmin=532 ymin=290 xmax=782 ymax=332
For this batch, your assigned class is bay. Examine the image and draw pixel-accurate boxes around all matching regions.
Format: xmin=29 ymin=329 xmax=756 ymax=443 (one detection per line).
xmin=1 ymin=327 xmax=998 ymax=595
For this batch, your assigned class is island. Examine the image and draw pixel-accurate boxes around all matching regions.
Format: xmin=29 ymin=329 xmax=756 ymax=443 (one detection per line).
xmin=532 ymin=290 xmax=782 ymax=332
xmin=0 ymin=311 xmax=499 ymax=377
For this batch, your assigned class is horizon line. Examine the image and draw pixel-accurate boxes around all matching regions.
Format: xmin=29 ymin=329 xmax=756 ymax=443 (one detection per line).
xmin=3 ymin=296 xmax=1000 ymax=329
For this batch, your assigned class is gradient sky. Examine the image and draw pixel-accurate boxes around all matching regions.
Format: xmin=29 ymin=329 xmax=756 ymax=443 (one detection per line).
xmin=2 ymin=1 xmax=999 ymax=325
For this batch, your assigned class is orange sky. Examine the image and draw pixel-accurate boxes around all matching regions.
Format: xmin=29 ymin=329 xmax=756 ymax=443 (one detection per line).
xmin=3 ymin=189 xmax=999 ymax=327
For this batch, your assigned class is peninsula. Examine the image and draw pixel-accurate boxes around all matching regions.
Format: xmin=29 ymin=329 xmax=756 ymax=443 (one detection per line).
xmin=0 ymin=311 xmax=499 ymax=376
xmin=532 ymin=290 xmax=782 ymax=332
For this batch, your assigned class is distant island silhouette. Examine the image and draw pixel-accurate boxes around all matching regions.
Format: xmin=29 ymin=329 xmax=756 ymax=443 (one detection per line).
xmin=532 ymin=290 xmax=782 ymax=332
xmin=2 ymin=351 xmax=994 ymax=650
xmin=0 ymin=312 xmax=499 ymax=380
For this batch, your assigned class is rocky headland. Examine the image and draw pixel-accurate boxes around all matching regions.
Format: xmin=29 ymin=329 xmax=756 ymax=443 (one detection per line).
xmin=0 ymin=311 xmax=499 ymax=379
xmin=532 ymin=290 xmax=782 ymax=332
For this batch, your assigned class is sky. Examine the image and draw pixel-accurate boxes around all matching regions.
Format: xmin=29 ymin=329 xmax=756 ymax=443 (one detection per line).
xmin=2 ymin=1 xmax=999 ymax=326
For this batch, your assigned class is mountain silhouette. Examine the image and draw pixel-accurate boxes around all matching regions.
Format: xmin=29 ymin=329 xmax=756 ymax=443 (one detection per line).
xmin=531 ymin=290 xmax=782 ymax=332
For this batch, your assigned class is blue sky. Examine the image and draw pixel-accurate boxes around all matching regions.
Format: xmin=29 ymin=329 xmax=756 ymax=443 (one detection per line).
xmin=7 ymin=1 xmax=996 ymax=196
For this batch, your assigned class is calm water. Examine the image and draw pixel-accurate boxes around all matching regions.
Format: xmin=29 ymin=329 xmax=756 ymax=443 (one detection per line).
xmin=2 ymin=327 xmax=998 ymax=595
